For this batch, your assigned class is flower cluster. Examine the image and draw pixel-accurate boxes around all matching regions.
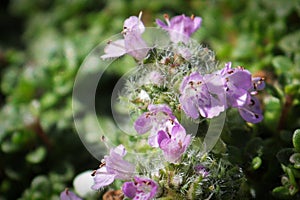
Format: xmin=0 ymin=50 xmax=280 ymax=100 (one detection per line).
xmin=63 ymin=12 xmax=265 ymax=200
xmin=180 ymin=62 xmax=265 ymax=123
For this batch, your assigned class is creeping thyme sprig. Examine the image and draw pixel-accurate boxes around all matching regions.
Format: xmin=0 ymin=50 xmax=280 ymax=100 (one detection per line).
xmin=62 ymin=12 xmax=265 ymax=200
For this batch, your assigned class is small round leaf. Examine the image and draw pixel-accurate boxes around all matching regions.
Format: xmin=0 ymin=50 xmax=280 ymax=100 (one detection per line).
xmin=252 ymin=157 xmax=262 ymax=170
xmin=292 ymin=129 xmax=300 ymax=152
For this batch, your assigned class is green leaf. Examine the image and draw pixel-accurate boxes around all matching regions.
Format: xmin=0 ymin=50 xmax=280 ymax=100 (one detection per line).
xmin=289 ymin=153 xmax=300 ymax=169
xmin=252 ymin=156 xmax=262 ymax=170
xmin=5 ymin=168 xmax=22 ymax=181
xmin=40 ymin=93 xmax=59 ymax=109
xmin=264 ymin=96 xmax=281 ymax=132
xmin=245 ymin=137 xmax=263 ymax=156
xmin=30 ymin=175 xmax=52 ymax=195
xmin=291 ymin=168 xmax=300 ymax=179
xmin=11 ymin=130 xmax=35 ymax=146
xmin=279 ymin=30 xmax=300 ymax=53
xmin=284 ymin=84 xmax=300 ymax=96
xmin=211 ymin=139 xmax=227 ymax=154
xmin=1 ymin=140 xmax=21 ymax=153
xmin=272 ymin=186 xmax=291 ymax=199
xmin=277 ymin=148 xmax=294 ymax=165
xmin=49 ymin=162 xmax=75 ymax=182
xmin=11 ymin=78 xmax=36 ymax=103
xmin=25 ymin=146 xmax=47 ymax=164
xmin=1 ymin=67 xmax=20 ymax=95
xmin=272 ymin=56 xmax=293 ymax=75
xmin=286 ymin=166 xmax=298 ymax=188
xmin=293 ymin=129 xmax=300 ymax=152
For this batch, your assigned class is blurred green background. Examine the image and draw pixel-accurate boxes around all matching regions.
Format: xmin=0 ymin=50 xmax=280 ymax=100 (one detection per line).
xmin=0 ymin=0 xmax=300 ymax=199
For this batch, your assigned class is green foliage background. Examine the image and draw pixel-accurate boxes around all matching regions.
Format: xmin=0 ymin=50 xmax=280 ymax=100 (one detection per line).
xmin=0 ymin=0 xmax=300 ymax=199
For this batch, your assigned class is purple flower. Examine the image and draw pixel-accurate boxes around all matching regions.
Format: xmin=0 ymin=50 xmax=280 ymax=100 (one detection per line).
xmin=134 ymin=104 xmax=177 ymax=147
xmin=179 ymin=72 xmax=226 ymax=119
xmin=60 ymin=189 xmax=82 ymax=200
xmin=122 ymin=177 xmax=158 ymax=200
xmin=91 ymin=145 xmax=135 ymax=190
xmin=91 ymin=166 xmax=115 ymax=190
xmin=194 ymin=164 xmax=209 ymax=178
xmin=100 ymin=39 xmax=126 ymax=59
xmin=157 ymin=122 xmax=191 ymax=163
xmin=101 ymin=13 xmax=149 ymax=61
xmin=238 ymin=96 xmax=263 ymax=123
xmin=220 ymin=62 xmax=252 ymax=108
xmin=219 ymin=62 xmax=264 ymax=123
xmin=156 ymin=14 xmax=202 ymax=43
